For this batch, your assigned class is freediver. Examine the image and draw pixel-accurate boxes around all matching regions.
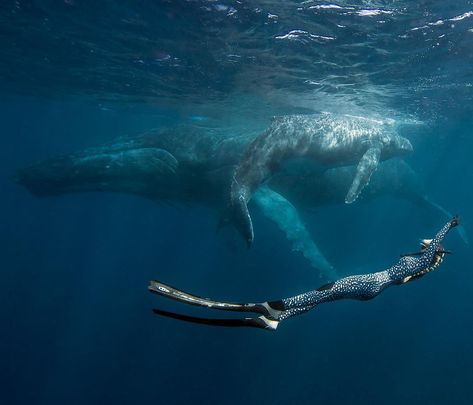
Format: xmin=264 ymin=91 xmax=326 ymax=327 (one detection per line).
xmin=149 ymin=216 xmax=459 ymax=331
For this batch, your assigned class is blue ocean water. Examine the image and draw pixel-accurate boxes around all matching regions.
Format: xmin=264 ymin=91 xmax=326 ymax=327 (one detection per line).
xmin=1 ymin=1 xmax=473 ymax=404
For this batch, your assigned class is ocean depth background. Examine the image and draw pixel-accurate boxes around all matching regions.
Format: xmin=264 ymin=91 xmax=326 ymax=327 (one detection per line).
xmin=1 ymin=1 xmax=472 ymax=404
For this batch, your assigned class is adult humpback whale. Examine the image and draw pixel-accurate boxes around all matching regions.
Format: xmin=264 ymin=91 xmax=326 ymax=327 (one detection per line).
xmin=229 ymin=113 xmax=413 ymax=246
xmin=17 ymin=125 xmax=464 ymax=279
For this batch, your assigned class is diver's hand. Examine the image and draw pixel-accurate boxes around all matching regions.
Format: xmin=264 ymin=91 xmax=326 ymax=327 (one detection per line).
xmin=451 ymin=216 xmax=460 ymax=227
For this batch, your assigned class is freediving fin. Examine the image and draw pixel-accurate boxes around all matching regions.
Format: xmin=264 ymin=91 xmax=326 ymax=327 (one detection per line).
xmin=152 ymin=308 xmax=278 ymax=330
xmin=148 ymin=280 xmax=263 ymax=314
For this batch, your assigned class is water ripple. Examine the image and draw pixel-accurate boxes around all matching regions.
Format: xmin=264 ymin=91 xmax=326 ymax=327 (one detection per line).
xmin=0 ymin=0 xmax=471 ymax=122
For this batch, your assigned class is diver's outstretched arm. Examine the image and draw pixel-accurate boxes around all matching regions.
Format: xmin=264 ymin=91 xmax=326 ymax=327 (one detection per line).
xmin=149 ymin=217 xmax=459 ymax=331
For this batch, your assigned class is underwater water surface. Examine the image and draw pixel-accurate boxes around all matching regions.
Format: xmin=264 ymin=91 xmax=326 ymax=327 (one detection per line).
xmin=1 ymin=1 xmax=473 ymax=404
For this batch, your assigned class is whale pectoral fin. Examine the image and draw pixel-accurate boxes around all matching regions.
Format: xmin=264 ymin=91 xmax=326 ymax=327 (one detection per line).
xmin=254 ymin=186 xmax=337 ymax=279
xmin=230 ymin=195 xmax=254 ymax=248
xmin=227 ymin=180 xmax=255 ymax=247
xmin=345 ymin=146 xmax=381 ymax=204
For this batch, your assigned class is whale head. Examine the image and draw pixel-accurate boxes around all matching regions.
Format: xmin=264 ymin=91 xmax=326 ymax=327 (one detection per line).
xmin=381 ymin=135 xmax=413 ymax=159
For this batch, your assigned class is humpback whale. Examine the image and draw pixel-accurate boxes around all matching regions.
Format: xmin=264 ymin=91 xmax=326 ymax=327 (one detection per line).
xmin=229 ymin=113 xmax=413 ymax=246
xmin=17 ymin=125 xmax=464 ymax=279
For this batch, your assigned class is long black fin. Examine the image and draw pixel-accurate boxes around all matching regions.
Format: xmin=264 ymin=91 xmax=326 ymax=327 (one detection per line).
xmin=152 ymin=309 xmax=277 ymax=330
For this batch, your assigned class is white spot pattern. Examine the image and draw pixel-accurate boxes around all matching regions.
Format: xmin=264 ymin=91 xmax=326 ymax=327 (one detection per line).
xmin=277 ymin=219 xmax=456 ymax=321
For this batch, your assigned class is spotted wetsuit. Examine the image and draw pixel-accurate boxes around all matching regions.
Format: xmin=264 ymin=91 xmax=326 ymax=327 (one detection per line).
xmin=149 ymin=217 xmax=458 ymax=331
xmin=275 ymin=217 xmax=457 ymax=322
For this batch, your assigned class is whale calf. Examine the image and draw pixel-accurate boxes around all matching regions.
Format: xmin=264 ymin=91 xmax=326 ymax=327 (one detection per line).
xmin=229 ymin=113 xmax=413 ymax=246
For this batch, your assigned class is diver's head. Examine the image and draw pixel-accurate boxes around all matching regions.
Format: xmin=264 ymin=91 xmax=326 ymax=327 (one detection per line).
xmin=401 ymin=240 xmax=450 ymax=283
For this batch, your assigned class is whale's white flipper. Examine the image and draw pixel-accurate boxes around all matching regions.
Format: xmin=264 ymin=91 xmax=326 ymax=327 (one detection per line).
xmin=254 ymin=186 xmax=337 ymax=280
xmin=345 ymin=146 xmax=381 ymax=204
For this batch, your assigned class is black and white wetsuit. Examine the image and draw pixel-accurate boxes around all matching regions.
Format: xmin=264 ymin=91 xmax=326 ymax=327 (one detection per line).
xmin=149 ymin=217 xmax=458 ymax=330
xmin=273 ymin=218 xmax=456 ymax=322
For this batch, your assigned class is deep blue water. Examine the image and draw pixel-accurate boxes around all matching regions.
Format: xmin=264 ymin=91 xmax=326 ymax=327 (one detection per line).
xmin=1 ymin=1 xmax=473 ymax=404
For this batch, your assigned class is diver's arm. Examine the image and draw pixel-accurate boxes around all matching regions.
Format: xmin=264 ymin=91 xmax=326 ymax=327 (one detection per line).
xmin=386 ymin=216 xmax=458 ymax=283
xmin=279 ymin=217 xmax=459 ymax=316
xmin=418 ymin=216 xmax=458 ymax=262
